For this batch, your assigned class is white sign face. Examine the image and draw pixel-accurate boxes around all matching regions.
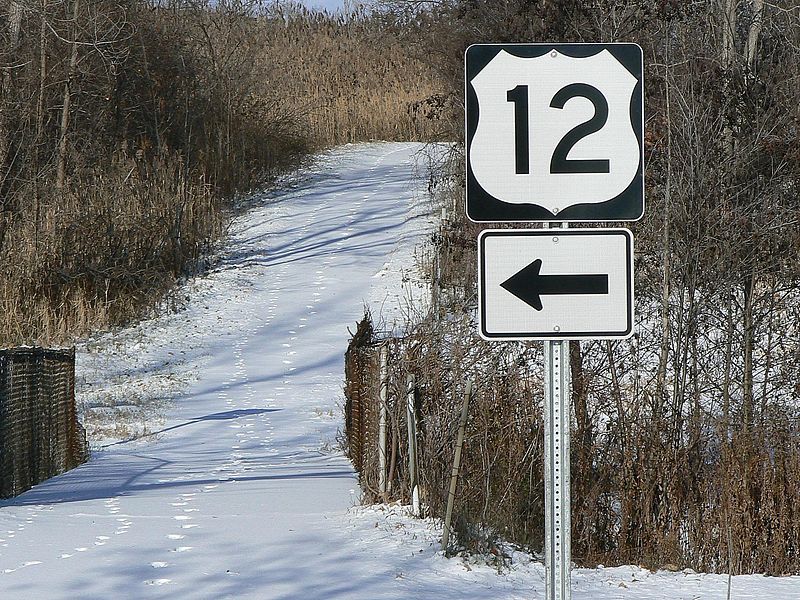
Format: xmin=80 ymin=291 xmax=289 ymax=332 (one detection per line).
xmin=478 ymin=229 xmax=633 ymax=340
xmin=466 ymin=44 xmax=644 ymax=223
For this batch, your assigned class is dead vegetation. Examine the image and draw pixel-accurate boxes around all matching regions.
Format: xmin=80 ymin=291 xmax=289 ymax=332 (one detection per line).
xmin=0 ymin=0 xmax=442 ymax=346
xmin=345 ymin=0 xmax=800 ymax=576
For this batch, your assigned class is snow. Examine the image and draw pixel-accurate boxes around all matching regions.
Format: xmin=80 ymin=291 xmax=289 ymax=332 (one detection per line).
xmin=1 ymin=142 xmax=798 ymax=598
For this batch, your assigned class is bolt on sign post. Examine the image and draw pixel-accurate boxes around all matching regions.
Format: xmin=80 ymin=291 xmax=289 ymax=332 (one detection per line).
xmin=466 ymin=43 xmax=643 ymax=600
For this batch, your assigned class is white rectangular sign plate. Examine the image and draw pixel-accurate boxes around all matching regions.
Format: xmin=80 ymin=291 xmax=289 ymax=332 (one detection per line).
xmin=478 ymin=228 xmax=633 ymax=340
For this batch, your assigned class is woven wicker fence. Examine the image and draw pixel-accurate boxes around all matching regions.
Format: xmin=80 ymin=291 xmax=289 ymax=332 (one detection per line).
xmin=0 ymin=347 xmax=89 ymax=499
xmin=344 ymin=316 xmax=380 ymax=487
xmin=343 ymin=311 xmax=547 ymax=554
xmin=344 ymin=315 xmax=419 ymax=504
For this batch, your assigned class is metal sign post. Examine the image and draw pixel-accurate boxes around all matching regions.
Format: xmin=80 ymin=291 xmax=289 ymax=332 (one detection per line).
xmin=544 ymin=338 xmax=571 ymax=600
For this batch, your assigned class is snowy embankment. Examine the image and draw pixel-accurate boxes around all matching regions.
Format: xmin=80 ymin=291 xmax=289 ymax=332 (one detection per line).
xmin=0 ymin=143 xmax=797 ymax=599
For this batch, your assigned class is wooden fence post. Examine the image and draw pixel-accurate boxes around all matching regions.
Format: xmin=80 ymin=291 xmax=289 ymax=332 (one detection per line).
xmin=441 ymin=380 xmax=472 ymax=553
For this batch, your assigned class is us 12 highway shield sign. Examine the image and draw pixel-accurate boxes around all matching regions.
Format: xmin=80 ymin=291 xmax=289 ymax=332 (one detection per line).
xmin=466 ymin=43 xmax=644 ymax=222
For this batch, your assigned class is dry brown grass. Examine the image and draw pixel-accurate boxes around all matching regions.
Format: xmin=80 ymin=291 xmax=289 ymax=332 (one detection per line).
xmin=257 ymin=9 xmax=444 ymax=147
xmin=0 ymin=155 xmax=222 ymax=346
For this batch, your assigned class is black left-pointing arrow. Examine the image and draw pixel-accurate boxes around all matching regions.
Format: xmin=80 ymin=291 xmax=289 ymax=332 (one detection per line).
xmin=500 ymin=259 xmax=609 ymax=311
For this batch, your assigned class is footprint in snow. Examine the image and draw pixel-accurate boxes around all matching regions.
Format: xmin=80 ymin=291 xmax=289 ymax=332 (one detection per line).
xmin=3 ymin=561 xmax=43 ymax=573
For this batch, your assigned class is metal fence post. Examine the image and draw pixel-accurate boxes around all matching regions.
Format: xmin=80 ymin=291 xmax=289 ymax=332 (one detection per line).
xmin=406 ymin=373 xmax=419 ymax=516
xmin=378 ymin=344 xmax=389 ymax=500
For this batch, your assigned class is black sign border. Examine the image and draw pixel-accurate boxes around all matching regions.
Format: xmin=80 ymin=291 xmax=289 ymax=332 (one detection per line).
xmin=466 ymin=43 xmax=644 ymax=223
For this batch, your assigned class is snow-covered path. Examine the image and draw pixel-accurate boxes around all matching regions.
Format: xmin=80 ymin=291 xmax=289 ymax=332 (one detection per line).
xmin=1 ymin=143 xmax=799 ymax=599
xmin=0 ymin=143 xmax=435 ymax=598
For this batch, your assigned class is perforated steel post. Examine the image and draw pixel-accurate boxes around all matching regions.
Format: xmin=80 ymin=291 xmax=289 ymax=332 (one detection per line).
xmin=544 ymin=339 xmax=571 ymax=600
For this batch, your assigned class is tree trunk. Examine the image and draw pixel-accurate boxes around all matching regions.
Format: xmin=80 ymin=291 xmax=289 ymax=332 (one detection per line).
xmin=741 ymin=270 xmax=755 ymax=429
xmin=570 ymin=340 xmax=593 ymax=470
xmin=655 ymin=25 xmax=673 ymax=413
xmin=0 ymin=1 xmax=24 ymax=251
xmin=745 ymin=0 xmax=764 ymax=70
xmin=719 ymin=0 xmax=737 ymax=158
xmin=738 ymin=0 xmax=764 ymax=431
xmin=721 ymin=288 xmax=734 ymax=440
xmin=34 ymin=8 xmax=48 ymax=241
xmin=759 ymin=278 xmax=775 ymax=424
xmin=720 ymin=0 xmax=737 ymax=68
xmin=0 ymin=1 xmax=24 ymax=193
xmin=56 ymin=0 xmax=81 ymax=190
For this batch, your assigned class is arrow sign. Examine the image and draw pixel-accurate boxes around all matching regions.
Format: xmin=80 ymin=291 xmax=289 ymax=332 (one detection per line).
xmin=500 ymin=259 xmax=609 ymax=311
xmin=478 ymin=228 xmax=633 ymax=340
